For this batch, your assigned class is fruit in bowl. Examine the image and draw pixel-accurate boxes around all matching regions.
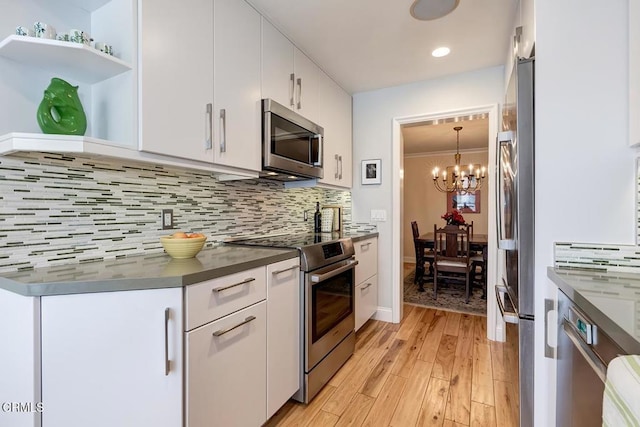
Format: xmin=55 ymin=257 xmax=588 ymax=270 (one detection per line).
xmin=160 ymin=232 xmax=207 ymax=259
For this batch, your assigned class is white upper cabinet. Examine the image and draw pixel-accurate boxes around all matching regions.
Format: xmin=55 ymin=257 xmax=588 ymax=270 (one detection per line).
xmin=212 ymin=0 xmax=262 ymax=172
xmin=630 ymin=0 xmax=639 ymax=147
xmin=317 ymin=70 xmax=352 ymax=188
xmin=138 ymin=0 xmax=214 ymax=163
xmin=261 ymin=18 xmax=319 ymax=123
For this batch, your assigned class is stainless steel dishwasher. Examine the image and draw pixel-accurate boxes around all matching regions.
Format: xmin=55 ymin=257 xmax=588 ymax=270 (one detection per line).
xmin=556 ymin=290 xmax=624 ymax=426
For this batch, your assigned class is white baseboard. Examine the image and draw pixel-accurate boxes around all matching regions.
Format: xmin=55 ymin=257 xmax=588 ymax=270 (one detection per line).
xmin=372 ymin=306 xmax=393 ymax=323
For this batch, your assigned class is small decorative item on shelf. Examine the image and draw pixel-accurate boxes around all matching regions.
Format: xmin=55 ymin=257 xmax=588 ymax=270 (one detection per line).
xmin=37 ymin=77 xmax=87 ymax=135
xmin=441 ymin=209 xmax=466 ymax=227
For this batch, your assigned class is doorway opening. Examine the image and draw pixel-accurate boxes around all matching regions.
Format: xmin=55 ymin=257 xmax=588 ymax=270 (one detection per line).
xmin=391 ymin=104 xmax=505 ymax=341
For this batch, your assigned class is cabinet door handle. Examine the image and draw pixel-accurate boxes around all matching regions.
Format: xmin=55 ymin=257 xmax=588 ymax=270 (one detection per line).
xmin=338 ymin=155 xmax=343 ymax=179
xmin=289 ymin=73 xmax=295 ymax=107
xmin=296 ymin=77 xmax=302 ymax=109
xmin=334 ymin=154 xmax=340 ymax=179
xmin=271 ymin=264 xmax=300 ymax=275
xmin=205 ymin=103 xmax=212 ymax=149
xmin=219 ymin=109 xmax=226 ymax=153
xmin=164 ymin=308 xmax=170 ymax=376
xmin=361 ymin=282 xmax=373 ymax=290
xmin=212 ymin=277 xmax=255 ymax=292
xmin=213 ymin=315 xmax=256 ymax=337
xmin=360 ymin=242 xmax=372 ymax=249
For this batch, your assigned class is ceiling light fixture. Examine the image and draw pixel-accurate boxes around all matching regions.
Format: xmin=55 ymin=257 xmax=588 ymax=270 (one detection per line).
xmin=410 ymin=0 xmax=460 ymax=21
xmin=432 ymin=126 xmax=486 ymax=194
xmin=432 ymin=47 xmax=450 ymax=57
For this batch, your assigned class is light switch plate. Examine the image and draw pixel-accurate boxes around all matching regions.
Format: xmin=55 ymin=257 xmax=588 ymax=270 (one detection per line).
xmin=162 ymin=209 xmax=173 ymax=230
xmin=370 ymin=209 xmax=387 ymax=222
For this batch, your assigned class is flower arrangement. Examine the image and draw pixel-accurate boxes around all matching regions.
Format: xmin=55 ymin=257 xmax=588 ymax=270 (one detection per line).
xmin=442 ymin=209 xmax=466 ymax=226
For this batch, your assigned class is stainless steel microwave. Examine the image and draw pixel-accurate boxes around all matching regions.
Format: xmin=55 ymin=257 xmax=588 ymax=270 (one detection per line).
xmin=262 ymin=98 xmax=324 ymax=180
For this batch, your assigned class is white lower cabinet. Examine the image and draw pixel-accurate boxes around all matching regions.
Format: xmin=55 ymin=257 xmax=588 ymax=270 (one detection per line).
xmin=354 ymin=237 xmax=378 ymax=331
xmin=186 ymin=301 xmax=267 ymax=427
xmin=355 ymin=275 xmax=378 ymax=331
xmin=266 ymin=258 xmax=300 ymax=418
xmin=40 ymin=287 xmax=183 ymax=427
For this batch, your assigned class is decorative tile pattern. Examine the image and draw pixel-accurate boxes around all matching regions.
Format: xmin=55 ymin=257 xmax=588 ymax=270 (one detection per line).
xmin=0 ymin=152 xmax=367 ymax=273
xmin=554 ymin=242 xmax=640 ymax=274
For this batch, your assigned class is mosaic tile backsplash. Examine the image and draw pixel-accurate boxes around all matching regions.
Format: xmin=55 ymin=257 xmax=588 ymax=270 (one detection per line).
xmin=554 ymin=242 xmax=640 ymax=274
xmin=0 ymin=152 xmax=372 ymax=273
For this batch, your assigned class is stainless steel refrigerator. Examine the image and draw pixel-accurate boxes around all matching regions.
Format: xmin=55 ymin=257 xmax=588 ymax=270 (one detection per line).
xmin=495 ymin=57 xmax=535 ymax=427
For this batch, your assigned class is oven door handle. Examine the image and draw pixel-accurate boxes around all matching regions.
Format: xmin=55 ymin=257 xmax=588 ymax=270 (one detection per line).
xmin=310 ymin=260 xmax=358 ymax=283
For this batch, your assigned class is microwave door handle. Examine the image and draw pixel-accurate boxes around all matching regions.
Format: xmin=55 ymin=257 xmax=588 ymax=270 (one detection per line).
xmin=314 ymin=134 xmax=323 ymax=167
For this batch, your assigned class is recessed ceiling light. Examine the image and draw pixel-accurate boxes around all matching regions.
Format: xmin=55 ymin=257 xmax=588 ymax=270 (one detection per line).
xmin=432 ymin=47 xmax=451 ymax=58
xmin=267 ymin=172 xmax=278 ymax=175
xmin=288 ymin=176 xmax=297 ymax=179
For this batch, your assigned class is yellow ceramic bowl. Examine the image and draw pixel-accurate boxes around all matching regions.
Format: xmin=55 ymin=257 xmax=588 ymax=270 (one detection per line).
xmin=160 ymin=236 xmax=207 ymax=259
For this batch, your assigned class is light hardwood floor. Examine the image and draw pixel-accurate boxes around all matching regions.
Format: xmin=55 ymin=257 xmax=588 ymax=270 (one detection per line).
xmin=264 ymin=303 xmax=519 ymax=427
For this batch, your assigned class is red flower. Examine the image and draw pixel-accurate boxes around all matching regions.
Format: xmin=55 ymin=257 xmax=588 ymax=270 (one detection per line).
xmin=441 ymin=209 xmax=466 ymax=225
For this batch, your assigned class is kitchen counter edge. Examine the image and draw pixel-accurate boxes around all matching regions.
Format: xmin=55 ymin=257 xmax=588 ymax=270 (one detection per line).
xmin=547 ymin=266 xmax=640 ymax=355
xmin=0 ymin=246 xmax=299 ymax=297
xmin=346 ymin=232 xmax=379 ymax=242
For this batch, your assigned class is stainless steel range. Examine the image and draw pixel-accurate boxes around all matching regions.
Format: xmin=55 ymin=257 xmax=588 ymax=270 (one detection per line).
xmin=228 ymin=233 xmax=357 ymax=403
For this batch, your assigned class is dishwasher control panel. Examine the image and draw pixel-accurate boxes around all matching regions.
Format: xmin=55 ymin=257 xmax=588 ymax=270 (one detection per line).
xmin=568 ymin=305 xmax=596 ymax=345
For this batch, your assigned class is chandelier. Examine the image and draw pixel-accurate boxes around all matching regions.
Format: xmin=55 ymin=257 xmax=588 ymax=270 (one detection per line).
xmin=431 ymin=126 xmax=486 ymax=194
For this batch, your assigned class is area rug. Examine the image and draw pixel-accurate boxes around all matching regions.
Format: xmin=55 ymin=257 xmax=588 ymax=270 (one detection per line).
xmin=403 ymin=271 xmax=487 ymax=316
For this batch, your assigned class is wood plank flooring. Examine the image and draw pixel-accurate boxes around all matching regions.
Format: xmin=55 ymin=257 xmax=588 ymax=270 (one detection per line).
xmin=264 ymin=304 xmax=519 ymax=427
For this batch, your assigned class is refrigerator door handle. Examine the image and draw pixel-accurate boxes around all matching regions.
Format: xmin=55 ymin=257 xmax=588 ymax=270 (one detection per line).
xmin=496 ymin=284 xmax=519 ymax=324
xmin=496 ymin=130 xmax=517 ymax=250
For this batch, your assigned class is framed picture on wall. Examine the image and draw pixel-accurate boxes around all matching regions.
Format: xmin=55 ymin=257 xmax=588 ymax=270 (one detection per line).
xmin=361 ymin=159 xmax=382 ymax=185
xmin=447 ymin=190 xmax=481 ymax=213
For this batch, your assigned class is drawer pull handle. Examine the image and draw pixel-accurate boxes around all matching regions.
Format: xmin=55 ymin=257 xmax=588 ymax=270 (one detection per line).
xmin=213 ymin=316 xmax=257 ymax=337
xmin=164 ymin=308 xmax=170 ymax=376
xmin=272 ymin=265 xmax=300 ymax=275
xmin=361 ymin=282 xmax=373 ymax=290
xmin=360 ymin=242 xmax=372 ymax=248
xmin=212 ymin=277 xmax=256 ymax=292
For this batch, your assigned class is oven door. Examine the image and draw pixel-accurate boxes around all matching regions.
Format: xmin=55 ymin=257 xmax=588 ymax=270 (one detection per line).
xmin=305 ymin=258 xmax=357 ymax=371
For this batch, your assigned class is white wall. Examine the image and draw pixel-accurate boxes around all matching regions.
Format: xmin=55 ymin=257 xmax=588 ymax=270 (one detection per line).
xmin=535 ymin=0 xmax=637 ymax=426
xmin=352 ymin=66 xmax=504 ymax=312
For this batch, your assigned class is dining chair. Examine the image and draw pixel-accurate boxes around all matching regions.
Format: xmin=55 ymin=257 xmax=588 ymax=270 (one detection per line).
xmin=433 ymin=224 xmax=473 ymax=303
xmin=411 ymin=221 xmax=434 ymax=292
xmin=462 ymin=220 xmax=485 ymax=294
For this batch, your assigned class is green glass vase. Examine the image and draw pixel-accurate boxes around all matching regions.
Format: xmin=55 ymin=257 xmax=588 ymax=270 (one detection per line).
xmin=37 ymin=77 xmax=87 ymax=135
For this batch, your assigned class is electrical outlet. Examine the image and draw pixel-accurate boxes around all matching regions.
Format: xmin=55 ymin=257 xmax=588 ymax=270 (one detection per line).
xmin=162 ymin=209 xmax=173 ymax=230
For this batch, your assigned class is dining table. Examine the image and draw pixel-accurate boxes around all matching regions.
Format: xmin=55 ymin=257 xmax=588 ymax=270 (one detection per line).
xmin=414 ymin=232 xmax=488 ymax=294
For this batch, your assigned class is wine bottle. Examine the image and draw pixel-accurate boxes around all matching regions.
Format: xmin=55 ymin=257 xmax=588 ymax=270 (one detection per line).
xmin=314 ymin=202 xmax=322 ymax=233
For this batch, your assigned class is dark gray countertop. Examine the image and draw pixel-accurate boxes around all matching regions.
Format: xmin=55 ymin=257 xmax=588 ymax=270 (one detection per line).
xmin=342 ymin=231 xmax=378 ymax=242
xmin=0 ymin=245 xmax=298 ymax=297
xmin=548 ymin=267 xmax=640 ymax=354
